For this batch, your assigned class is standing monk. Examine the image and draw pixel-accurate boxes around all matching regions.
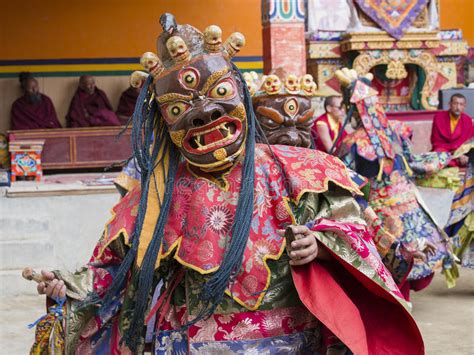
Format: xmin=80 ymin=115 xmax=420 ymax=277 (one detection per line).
xmin=11 ymin=73 xmax=61 ymax=130
xmin=66 ymin=75 xmax=121 ymax=127
xmin=431 ymin=93 xmax=473 ymax=166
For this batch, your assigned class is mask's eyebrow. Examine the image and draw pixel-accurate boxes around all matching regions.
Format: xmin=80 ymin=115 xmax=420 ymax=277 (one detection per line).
xmin=156 ymin=92 xmax=193 ymax=105
xmin=198 ymin=67 xmax=230 ymax=96
xmin=256 ymin=106 xmax=284 ymax=124
xmin=297 ymin=109 xmax=315 ymax=123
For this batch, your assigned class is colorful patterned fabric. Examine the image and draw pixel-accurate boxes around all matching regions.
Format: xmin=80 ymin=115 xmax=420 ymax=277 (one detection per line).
xmin=309 ymin=219 xmax=403 ymax=298
xmin=41 ymin=144 xmax=420 ymax=353
xmin=446 ymin=160 xmax=474 ymax=269
xmin=101 ymin=144 xmax=361 ymax=310
xmin=159 ymin=305 xmax=319 ymax=342
xmin=343 ymin=120 xmax=406 ymax=162
xmin=369 ymin=171 xmax=451 ymax=281
xmin=452 ymin=212 xmax=474 ymax=269
xmin=416 ymin=167 xmax=461 ymax=191
xmin=156 ymin=328 xmax=321 ymax=354
xmin=354 ymin=0 xmax=430 ymax=39
xmin=342 ymin=95 xmax=456 ymax=288
xmin=354 ymin=95 xmax=399 ymax=160
xmin=30 ymin=305 xmax=65 ymax=354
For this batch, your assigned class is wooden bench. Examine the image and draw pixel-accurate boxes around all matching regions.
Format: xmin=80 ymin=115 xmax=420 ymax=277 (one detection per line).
xmin=8 ymin=127 xmax=132 ymax=170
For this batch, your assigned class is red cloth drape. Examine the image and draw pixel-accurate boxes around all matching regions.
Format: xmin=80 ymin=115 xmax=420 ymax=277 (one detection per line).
xmin=292 ymin=219 xmax=424 ymax=355
xmin=11 ymin=94 xmax=62 ymax=130
xmin=66 ymin=88 xmax=121 ymax=127
xmin=292 ymin=256 xmax=424 ymax=355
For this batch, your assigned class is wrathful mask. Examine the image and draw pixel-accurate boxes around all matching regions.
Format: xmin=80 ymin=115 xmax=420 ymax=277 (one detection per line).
xmin=135 ymin=13 xmax=247 ymax=172
xmin=254 ymin=95 xmax=314 ymax=147
xmin=155 ymin=56 xmax=247 ymax=170
xmin=245 ymin=71 xmax=317 ymax=148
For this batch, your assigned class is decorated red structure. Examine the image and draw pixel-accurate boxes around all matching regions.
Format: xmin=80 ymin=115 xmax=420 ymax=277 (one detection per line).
xmin=9 ymin=140 xmax=45 ymax=182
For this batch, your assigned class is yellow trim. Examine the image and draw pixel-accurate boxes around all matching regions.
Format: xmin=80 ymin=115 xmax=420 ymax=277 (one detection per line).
xmin=225 ymin=238 xmax=286 ymax=311
xmin=154 ymin=226 xmax=287 ymax=311
xmin=136 ymin=141 xmax=170 ymax=267
xmin=452 ymin=193 xmax=474 ymax=210
xmin=283 ymin=196 xmax=297 ymax=225
xmin=377 ymin=158 xmax=385 ymax=181
xmin=153 ymin=236 xmax=221 ymax=273
xmin=400 ymin=155 xmax=413 ymax=177
xmin=293 ymin=172 xmax=363 ymax=205
xmin=96 ymin=188 xmax=141 ymax=259
xmin=0 ymin=62 xmax=262 ymax=74
xmin=114 ymin=173 xmax=140 ymax=194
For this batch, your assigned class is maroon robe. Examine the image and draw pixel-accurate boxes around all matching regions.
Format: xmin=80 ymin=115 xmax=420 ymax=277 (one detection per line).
xmin=67 ymin=88 xmax=121 ymax=127
xmin=116 ymin=86 xmax=139 ymax=124
xmin=11 ymin=94 xmax=61 ymax=130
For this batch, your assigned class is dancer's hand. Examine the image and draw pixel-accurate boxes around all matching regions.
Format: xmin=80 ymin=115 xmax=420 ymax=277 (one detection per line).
xmin=37 ymin=270 xmax=66 ymax=300
xmin=458 ymin=155 xmax=469 ymax=166
xmin=278 ymin=225 xmax=319 ymax=266
xmin=423 ymin=240 xmax=437 ymax=256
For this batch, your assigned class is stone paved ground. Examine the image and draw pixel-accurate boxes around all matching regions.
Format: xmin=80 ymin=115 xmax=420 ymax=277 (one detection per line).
xmin=1 ymin=269 xmax=472 ymax=354
xmin=411 ymin=268 xmax=474 ymax=354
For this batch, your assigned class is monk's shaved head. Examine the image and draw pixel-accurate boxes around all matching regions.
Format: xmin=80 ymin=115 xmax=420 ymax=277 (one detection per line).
xmin=79 ymin=75 xmax=96 ymax=95
xmin=449 ymin=93 xmax=466 ymax=118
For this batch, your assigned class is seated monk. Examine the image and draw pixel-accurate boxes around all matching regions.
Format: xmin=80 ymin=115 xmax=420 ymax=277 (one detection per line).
xmin=66 ymin=75 xmax=121 ymax=127
xmin=311 ymin=95 xmax=347 ymax=154
xmin=116 ymin=85 xmax=140 ymax=124
xmin=11 ymin=73 xmax=62 ymax=130
xmin=431 ymin=93 xmax=473 ymax=166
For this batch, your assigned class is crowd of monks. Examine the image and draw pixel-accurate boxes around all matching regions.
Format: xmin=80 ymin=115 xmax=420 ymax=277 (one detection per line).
xmin=10 ymin=73 xmax=139 ymax=130
xmin=10 ymin=72 xmax=473 ymax=163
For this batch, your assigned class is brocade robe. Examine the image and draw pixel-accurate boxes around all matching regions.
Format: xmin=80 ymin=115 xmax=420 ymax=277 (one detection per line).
xmin=32 ymin=144 xmax=423 ymax=354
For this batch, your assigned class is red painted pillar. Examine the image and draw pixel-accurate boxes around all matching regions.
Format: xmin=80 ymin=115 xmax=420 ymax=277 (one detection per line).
xmin=262 ymin=0 xmax=306 ymax=76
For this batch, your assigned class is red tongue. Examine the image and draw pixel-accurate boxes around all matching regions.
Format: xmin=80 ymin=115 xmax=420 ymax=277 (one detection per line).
xmin=203 ymin=129 xmax=225 ymax=146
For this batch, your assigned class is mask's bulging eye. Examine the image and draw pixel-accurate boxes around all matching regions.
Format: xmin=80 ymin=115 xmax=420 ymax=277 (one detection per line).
xmin=162 ymin=101 xmax=191 ymax=124
xmin=284 ymin=98 xmax=299 ymax=118
xmin=208 ymin=79 xmax=236 ymax=99
xmin=178 ymin=67 xmax=200 ymax=90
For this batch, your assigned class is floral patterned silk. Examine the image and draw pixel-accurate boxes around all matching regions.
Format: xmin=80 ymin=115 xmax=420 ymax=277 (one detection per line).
xmin=100 ymin=144 xmax=361 ymax=309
